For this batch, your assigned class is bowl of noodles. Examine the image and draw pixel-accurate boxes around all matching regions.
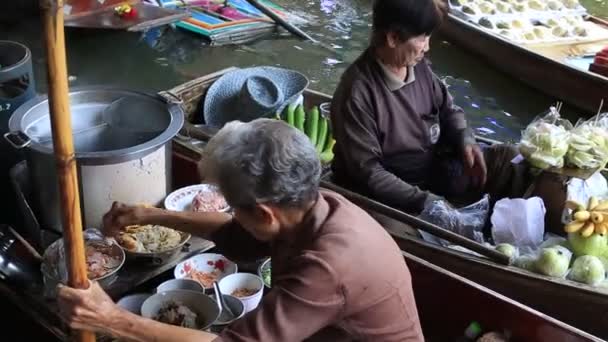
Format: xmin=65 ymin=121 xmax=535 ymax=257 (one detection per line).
xmin=174 ymin=253 xmax=237 ymax=292
xmin=141 ymin=290 xmax=220 ymax=330
xmin=117 ymin=224 xmax=191 ymax=265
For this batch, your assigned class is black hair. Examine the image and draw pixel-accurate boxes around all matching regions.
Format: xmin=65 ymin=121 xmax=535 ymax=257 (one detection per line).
xmin=372 ymin=0 xmax=445 ymax=44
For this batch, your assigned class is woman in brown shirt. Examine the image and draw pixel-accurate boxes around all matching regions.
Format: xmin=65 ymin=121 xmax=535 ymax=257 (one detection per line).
xmin=331 ymin=0 xmax=526 ymax=213
xmin=57 ymin=119 xmax=424 ymax=341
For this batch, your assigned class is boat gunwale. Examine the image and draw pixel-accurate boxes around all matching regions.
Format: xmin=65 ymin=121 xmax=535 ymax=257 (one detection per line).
xmin=404 ymin=251 xmax=604 ymax=341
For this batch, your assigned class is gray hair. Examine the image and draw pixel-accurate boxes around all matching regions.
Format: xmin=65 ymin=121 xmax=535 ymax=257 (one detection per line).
xmin=199 ymin=118 xmax=321 ymax=208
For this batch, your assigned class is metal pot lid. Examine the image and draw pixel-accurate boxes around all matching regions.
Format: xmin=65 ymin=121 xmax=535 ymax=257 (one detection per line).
xmin=8 ymin=87 xmax=184 ymax=164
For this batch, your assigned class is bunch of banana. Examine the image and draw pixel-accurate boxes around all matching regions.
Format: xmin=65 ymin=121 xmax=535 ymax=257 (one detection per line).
xmin=279 ymin=104 xmax=336 ymax=164
xmin=564 ymin=196 xmax=608 ymax=237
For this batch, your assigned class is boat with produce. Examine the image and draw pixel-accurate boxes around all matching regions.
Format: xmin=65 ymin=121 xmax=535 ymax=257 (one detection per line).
xmin=438 ymin=0 xmax=608 ymax=114
xmin=255 ymin=252 xmax=600 ymax=342
xmin=162 ymin=67 xmax=608 ymax=339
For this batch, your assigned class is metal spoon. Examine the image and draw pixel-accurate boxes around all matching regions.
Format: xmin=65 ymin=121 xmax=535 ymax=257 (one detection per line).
xmin=213 ymin=281 xmax=236 ymax=321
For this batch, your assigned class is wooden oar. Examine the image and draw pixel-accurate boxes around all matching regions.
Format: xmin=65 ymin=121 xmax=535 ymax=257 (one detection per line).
xmin=40 ymin=1 xmax=95 ymax=342
xmin=244 ymin=0 xmax=317 ymax=42
xmin=320 ymin=180 xmax=511 ymax=265
xmin=243 ymin=0 xmax=339 ymax=54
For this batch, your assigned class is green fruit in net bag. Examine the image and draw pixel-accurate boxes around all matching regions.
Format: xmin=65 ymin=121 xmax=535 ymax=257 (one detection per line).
xmin=535 ymin=247 xmax=571 ymax=278
xmin=570 ymin=255 xmax=606 ymax=285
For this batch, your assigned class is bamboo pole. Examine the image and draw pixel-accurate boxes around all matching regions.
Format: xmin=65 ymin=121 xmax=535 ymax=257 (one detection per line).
xmin=40 ymin=1 xmax=95 ymax=342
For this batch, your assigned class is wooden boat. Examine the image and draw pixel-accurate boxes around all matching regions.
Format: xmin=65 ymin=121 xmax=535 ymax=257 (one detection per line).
xmin=405 ymin=251 xmax=600 ymax=342
xmin=160 ymin=67 xmax=608 ymax=339
xmin=62 ymin=0 xmax=189 ymax=32
xmin=154 ymin=0 xmax=296 ymax=45
xmin=1 ymin=244 xmax=598 ymax=342
xmin=438 ymin=12 xmax=608 ymax=114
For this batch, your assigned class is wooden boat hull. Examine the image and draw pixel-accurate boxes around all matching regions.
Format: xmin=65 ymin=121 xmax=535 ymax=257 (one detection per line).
xmin=162 ymin=68 xmax=608 ymax=339
xmin=405 ymin=252 xmax=600 ymax=341
xmin=438 ymin=14 xmax=608 ymax=114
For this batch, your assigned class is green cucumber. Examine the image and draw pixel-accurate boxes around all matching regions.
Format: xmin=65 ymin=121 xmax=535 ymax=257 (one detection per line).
xmin=319 ymin=138 xmax=336 ymax=164
xmin=285 ymin=103 xmax=297 ymax=126
xmin=295 ymin=105 xmax=306 ymax=132
xmin=323 ymin=131 xmax=334 ymax=153
xmin=316 ymin=117 xmax=329 ymax=153
xmin=305 ymin=106 xmax=320 ymax=146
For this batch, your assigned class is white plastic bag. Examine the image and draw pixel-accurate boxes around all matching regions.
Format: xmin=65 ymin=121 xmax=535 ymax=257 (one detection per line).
xmin=491 ymin=197 xmax=546 ymax=249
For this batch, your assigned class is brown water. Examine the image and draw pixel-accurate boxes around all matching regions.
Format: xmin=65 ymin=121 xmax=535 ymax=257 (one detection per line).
xmin=1 ymin=0 xmax=607 ymax=142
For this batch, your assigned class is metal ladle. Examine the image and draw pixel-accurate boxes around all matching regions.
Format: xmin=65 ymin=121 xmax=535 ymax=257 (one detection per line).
xmin=213 ymin=281 xmax=236 ymax=322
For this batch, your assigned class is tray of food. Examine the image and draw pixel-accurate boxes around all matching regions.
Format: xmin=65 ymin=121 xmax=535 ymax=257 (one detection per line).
xmin=116 ymin=224 xmax=191 ymax=265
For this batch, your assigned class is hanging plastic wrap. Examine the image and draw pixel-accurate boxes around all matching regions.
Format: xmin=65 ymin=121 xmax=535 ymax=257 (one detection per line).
xmin=419 ymin=195 xmax=490 ymax=246
xmin=41 ymin=228 xmax=125 ymax=298
xmin=565 ymin=114 xmax=608 ymax=169
xmin=519 ymin=107 xmax=572 ymax=170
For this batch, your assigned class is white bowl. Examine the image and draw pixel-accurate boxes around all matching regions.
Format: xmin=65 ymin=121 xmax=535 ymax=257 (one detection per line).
xmin=164 ymin=184 xmax=230 ymax=212
xmin=141 ymin=290 xmax=220 ymax=330
xmin=174 ymin=253 xmax=238 ymax=290
xmin=218 ymin=273 xmax=264 ymax=314
xmin=117 ymin=293 xmax=151 ymax=315
xmin=157 ymin=278 xmax=206 ymax=293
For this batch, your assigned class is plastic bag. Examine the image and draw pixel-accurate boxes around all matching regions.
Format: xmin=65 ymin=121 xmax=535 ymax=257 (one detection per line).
xmin=518 ymin=107 xmax=572 ymax=170
xmin=419 ymin=195 xmax=489 ymax=246
xmin=491 ymin=197 xmax=546 ymax=250
xmin=562 ymin=172 xmax=608 ymax=224
xmin=565 ymin=117 xmax=608 ymax=169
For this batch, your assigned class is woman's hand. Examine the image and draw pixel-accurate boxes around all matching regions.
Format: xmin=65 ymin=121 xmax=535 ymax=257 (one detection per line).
xmin=57 ymin=281 xmax=121 ymax=334
xmin=102 ymin=202 xmax=146 ymax=237
xmin=462 ymin=144 xmax=487 ymax=189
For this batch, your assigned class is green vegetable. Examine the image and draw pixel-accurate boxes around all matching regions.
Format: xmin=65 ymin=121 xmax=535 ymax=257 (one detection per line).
xmin=535 ymin=246 xmax=571 ymax=278
xmin=261 ymin=261 xmax=271 ymax=287
xmin=316 ymin=117 xmax=329 ymax=154
xmin=570 ymin=255 xmax=606 ymax=285
xmin=295 ymin=105 xmax=306 ymax=132
xmin=569 ymin=232 xmax=608 ymax=257
xmin=495 ymin=243 xmax=517 ymax=259
xmin=285 ymin=103 xmax=297 ymax=126
xmin=320 ymin=138 xmax=336 ymax=164
xmin=305 ymin=106 xmax=320 ymax=146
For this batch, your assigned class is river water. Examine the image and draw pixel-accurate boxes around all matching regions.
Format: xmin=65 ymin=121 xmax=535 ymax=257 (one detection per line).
xmin=1 ymin=0 xmax=607 ymax=142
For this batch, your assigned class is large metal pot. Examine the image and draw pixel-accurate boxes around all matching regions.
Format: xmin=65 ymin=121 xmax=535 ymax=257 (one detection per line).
xmin=5 ymin=87 xmax=184 ymax=232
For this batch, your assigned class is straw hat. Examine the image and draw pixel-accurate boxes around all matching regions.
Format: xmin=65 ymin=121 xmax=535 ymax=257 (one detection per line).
xmin=203 ymin=67 xmax=308 ymax=127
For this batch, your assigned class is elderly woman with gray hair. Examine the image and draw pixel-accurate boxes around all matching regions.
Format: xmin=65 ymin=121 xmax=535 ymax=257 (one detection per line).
xmin=57 ymin=119 xmax=424 ymax=342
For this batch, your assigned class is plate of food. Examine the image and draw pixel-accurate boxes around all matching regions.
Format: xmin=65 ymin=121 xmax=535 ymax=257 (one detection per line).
xmin=174 ymin=253 xmax=237 ymax=290
xmin=164 ymin=184 xmax=230 ymax=213
xmin=42 ymin=229 xmax=126 ymax=297
xmin=116 ymin=224 xmax=191 ymax=264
